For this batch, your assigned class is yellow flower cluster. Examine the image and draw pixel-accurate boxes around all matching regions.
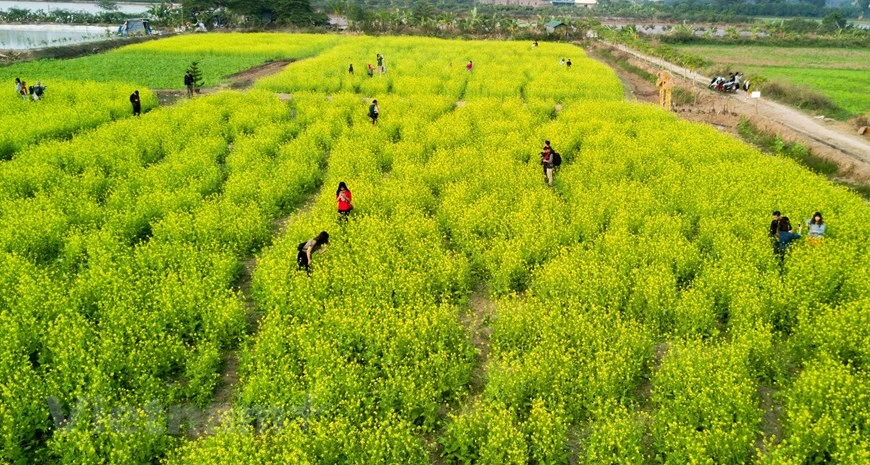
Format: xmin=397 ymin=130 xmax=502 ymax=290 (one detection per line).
xmin=0 ymin=33 xmax=866 ymax=464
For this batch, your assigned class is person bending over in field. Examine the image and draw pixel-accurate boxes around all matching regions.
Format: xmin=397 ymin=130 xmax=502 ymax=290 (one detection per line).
xmin=130 ymin=90 xmax=141 ymax=116
xmin=337 ymin=182 xmax=353 ymax=221
xmin=297 ymin=231 xmax=330 ymax=273
xmin=466 ymin=61 xmax=473 ymax=73
xmin=566 ymin=59 xmax=572 ymax=69
xmin=368 ymin=99 xmax=379 ymax=125
xmin=805 ymin=211 xmax=825 ymax=243
xmin=541 ymin=146 xmax=555 ymax=187
xmin=776 ymin=217 xmax=802 ymax=253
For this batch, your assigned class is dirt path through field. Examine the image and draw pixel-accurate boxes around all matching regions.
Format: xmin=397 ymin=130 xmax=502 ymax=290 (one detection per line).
xmin=463 ymin=283 xmax=496 ymax=396
xmin=153 ymin=59 xmax=293 ymax=106
xmin=199 ymin=190 xmax=320 ymax=435
xmin=587 ymin=42 xmax=870 ymax=183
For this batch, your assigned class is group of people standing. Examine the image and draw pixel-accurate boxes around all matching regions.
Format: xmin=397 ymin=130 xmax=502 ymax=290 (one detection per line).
xmin=349 ymin=53 xmax=388 ymax=78
xmin=14 ymin=78 xmax=46 ymax=101
xmin=770 ymin=210 xmax=826 ymax=253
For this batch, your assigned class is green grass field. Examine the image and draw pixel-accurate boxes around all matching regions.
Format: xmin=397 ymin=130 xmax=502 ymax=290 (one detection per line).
xmin=677 ymin=44 xmax=870 ymax=117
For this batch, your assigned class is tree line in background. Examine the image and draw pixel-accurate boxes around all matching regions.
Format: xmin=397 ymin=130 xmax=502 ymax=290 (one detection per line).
xmin=0 ymin=0 xmax=866 ymax=36
xmin=317 ymin=0 xmax=868 ymax=22
xmin=0 ymin=0 xmax=326 ymax=28
xmin=589 ymin=0 xmax=867 ymax=23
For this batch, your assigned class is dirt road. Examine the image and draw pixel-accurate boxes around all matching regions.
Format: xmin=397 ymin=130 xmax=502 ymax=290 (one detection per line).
xmin=153 ymin=59 xmax=294 ymax=106
xmin=596 ymin=41 xmax=870 ymax=181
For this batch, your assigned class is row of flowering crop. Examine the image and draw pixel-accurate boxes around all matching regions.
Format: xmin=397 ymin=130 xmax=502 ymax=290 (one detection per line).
xmin=0 ymin=90 xmax=363 ymax=462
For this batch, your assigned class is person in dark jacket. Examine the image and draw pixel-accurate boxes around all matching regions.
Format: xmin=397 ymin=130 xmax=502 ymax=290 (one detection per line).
xmin=776 ymin=217 xmax=802 ymax=253
xmin=130 ymin=90 xmax=141 ymax=116
xmin=184 ymin=71 xmax=194 ymax=98
xmin=297 ymin=231 xmax=330 ymax=273
xmin=368 ymin=99 xmax=379 ymax=125
xmin=769 ymin=211 xmax=781 ymax=238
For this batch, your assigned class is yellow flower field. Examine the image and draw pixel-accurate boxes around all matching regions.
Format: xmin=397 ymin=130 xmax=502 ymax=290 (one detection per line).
xmin=0 ymin=33 xmax=866 ymax=464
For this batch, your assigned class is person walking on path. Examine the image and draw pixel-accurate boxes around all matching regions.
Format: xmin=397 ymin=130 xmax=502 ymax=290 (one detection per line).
xmin=348 ymin=64 xmax=354 ymax=75
xmin=805 ymin=212 xmax=826 ymax=243
xmin=337 ymin=182 xmax=353 ymax=221
xmin=130 ymin=90 xmax=141 ymax=116
xmin=541 ymin=146 xmax=555 ymax=186
xmin=368 ymin=99 xmax=379 ymax=125
xmin=297 ymin=231 xmax=330 ymax=273
xmin=184 ymin=71 xmax=194 ymax=98
xmin=466 ymin=60 xmax=473 ymax=73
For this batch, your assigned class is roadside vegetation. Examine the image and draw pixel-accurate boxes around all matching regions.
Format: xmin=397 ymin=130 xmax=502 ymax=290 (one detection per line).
xmin=679 ymin=45 xmax=870 ymax=123
xmin=737 ymin=118 xmax=870 ymax=199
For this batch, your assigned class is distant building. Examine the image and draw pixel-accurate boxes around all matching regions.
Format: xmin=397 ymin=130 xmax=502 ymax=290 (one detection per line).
xmin=327 ymin=14 xmax=349 ymax=31
xmin=551 ymin=0 xmax=598 ymax=7
xmin=478 ymin=0 xmax=549 ymax=6
xmin=544 ymin=20 xmax=568 ymax=33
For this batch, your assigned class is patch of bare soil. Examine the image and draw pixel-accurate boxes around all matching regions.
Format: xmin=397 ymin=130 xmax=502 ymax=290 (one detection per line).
xmin=586 ymin=47 xmax=656 ymax=103
xmin=463 ymin=283 xmax=496 ymax=396
xmin=421 ymin=283 xmax=496 ymax=464
xmin=588 ymin=43 xmax=870 ymax=184
xmin=199 ymin=191 xmax=320 ymax=435
xmin=153 ymin=59 xmax=294 ymax=106
xmin=225 ymin=59 xmax=294 ymax=89
xmin=756 ymin=385 xmax=784 ymax=454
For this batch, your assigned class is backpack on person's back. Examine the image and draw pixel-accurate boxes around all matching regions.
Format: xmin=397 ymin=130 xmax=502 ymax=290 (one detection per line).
xmin=552 ymin=152 xmax=562 ymax=167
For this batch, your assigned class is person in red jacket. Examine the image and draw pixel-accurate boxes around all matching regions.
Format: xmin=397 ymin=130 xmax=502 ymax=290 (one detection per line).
xmin=337 ymin=181 xmax=353 ymax=221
